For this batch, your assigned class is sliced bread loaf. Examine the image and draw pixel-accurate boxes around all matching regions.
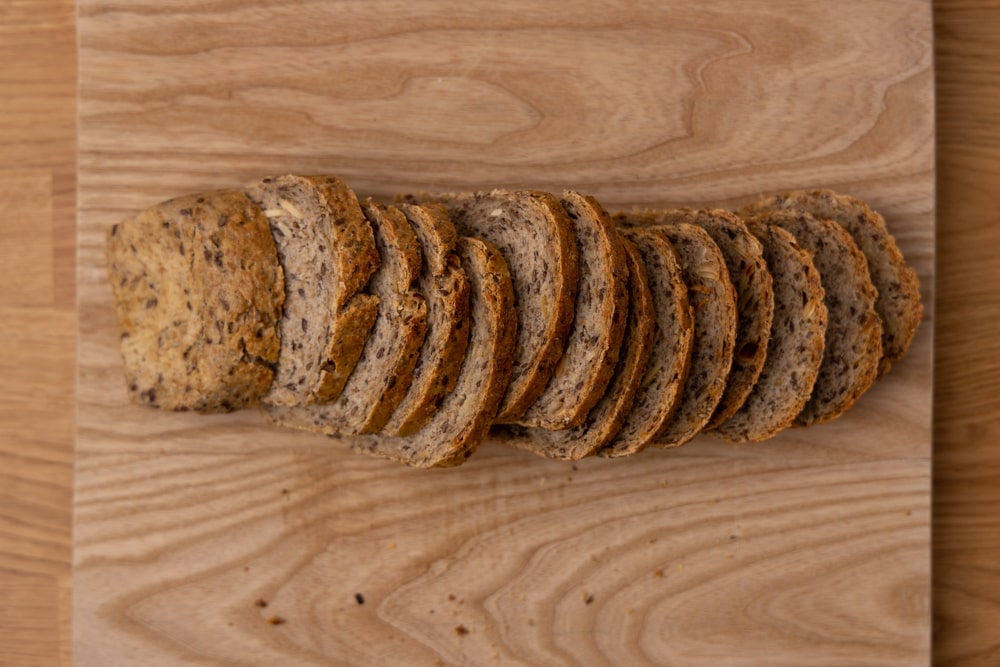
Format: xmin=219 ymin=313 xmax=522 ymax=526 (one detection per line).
xmin=506 ymin=235 xmax=655 ymax=460
xmin=641 ymin=222 xmax=737 ymax=448
xmin=265 ymin=201 xmax=428 ymax=435
xmin=758 ymin=211 xmax=882 ymax=426
xmin=244 ymin=174 xmax=379 ymax=407
xmin=597 ymin=227 xmax=693 ymax=457
xmin=740 ymin=189 xmax=922 ymax=377
xmin=383 ymin=203 xmax=472 ymax=436
xmin=415 ymin=190 xmax=579 ymax=422
xmin=107 ymin=190 xmax=284 ymax=412
xmin=348 ymin=236 xmax=517 ymax=468
xmin=516 ymin=192 xmax=629 ymax=430
xmin=712 ymin=222 xmax=828 ymax=443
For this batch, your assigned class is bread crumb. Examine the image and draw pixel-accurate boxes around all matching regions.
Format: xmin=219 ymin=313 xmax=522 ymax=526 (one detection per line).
xmin=455 ymin=624 xmax=470 ymax=636
xmin=266 ymin=616 xmax=286 ymax=625
xmin=654 ymin=569 xmax=664 ymax=578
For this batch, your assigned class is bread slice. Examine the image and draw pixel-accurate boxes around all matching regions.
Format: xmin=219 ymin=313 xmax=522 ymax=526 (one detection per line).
xmin=597 ymin=227 xmax=693 ymax=457
xmin=505 ymin=235 xmax=655 ymax=460
xmin=516 ymin=192 xmax=629 ymax=429
xmin=739 ymin=189 xmax=922 ymax=377
xmin=413 ymin=190 xmax=579 ymax=422
xmin=640 ymin=222 xmax=737 ymax=448
xmin=244 ymin=174 xmax=379 ymax=407
xmin=629 ymin=209 xmax=774 ymax=430
xmin=757 ymin=211 xmax=882 ymax=426
xmin=383 ymin=203 xmax=472 ymax=436
xmin=347 ymin=237 xmax=517 ymax=468
xmin=265 ymin=201 xmax=428 ymax=435
xmin=107 ymin=190 xmax=284 ymax=412
xmin=712 ymin=222 xmax=828 ymax=443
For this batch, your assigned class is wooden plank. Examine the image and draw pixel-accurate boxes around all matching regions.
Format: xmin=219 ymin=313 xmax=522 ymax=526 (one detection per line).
xmin=75 ymin=1 xmax=934 ymax=664
xmin=932 ymin=2 xmax=1000 ymax=665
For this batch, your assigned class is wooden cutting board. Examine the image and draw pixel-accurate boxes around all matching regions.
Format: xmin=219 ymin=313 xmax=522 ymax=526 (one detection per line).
xmin=75 ymin=1 xmax=935 ymax=664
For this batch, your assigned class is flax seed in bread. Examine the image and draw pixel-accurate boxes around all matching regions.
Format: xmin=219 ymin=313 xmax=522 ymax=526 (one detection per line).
xmin=107 ymin=190 xmax=284 ymax=412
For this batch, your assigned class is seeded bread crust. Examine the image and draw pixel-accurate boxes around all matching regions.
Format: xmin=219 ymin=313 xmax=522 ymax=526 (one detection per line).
xmin=414 ymin=190 xmax=579 ymax=422
xmin=244 ymin=174 xmax=379 ymax=407
xmin=517 ymin=192 xmax=629 ymax=430
xmin=712 ymin=222 xmax=828 ymax=443
xmin=107 ymin=190 xmax=284 ymax=412
xmin=347 ymin=237 xmax=517 ymax=468
xmin=740 ymin=189 xmax=922 ymax=377
xmin=629 ymin=222 xmax=737 ymax=448
xmin=598 ymin=228 xmax=693 ymax=457
xmin=758 ymin=211 xmax=882 ymax=426
xmin=265 ymin=201 xmax=428 ymax=435
xmin=507 ymin=236 xmax=655 ymax=460
xmin=629 ymin=209 xmax=774 ymax=430
xmin=384 ymin=203 xmax=472 ymax=436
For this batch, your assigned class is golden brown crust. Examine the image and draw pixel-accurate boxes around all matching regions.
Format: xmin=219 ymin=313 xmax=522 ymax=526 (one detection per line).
xmin=107 ymin=190 xmax=284 ymax=412
xmin=516 ymin=192 xmax=630 ymax=430
xmin=739 ymin=189 xmax=922 ymax=377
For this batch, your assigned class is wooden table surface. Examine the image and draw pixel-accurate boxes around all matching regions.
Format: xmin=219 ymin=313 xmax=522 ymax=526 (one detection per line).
xmin=0 ymin=0 xmax=996 ymax=665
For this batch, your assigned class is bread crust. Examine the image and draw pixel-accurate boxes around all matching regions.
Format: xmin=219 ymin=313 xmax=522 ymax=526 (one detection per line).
xmin=740 ymin=189 xmax=922 ymax=377
xmin=107 ymin=190 xmax=284 ymax=412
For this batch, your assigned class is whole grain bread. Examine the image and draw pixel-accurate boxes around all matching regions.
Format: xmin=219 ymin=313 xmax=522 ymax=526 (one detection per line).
xmin=629 ymin=209 xmax=774 ymax=430
xmin=506 ymin=235 xmax=655 ymax=460
xmin=244 ymin=174 xmax=379 ymax=407
xmin=383 ymin=203 xmax=472 ymax=436
xmin=712 ymin=222 xmax=828 ymax=443
xmin=640 ymin=222 xmax=737 ymax=448
xmin=758 ymin=211 xmax=882 ymax=426
xmin=265 ymin=201 xmax=428 ymax=435
xmin=107 ymin=190 xmax=284 ymax=412
xmin=413 ymin=190 xmax=579 ymax=422
xmin=347 ymin=236 xmax=517 ymax=468
xmin=597 ymin=227 xmax=693 ymax=457
xmin=516 ymin=192 xmax=629 ymax=430
xmin=740 ymin=189 xmax=922 ymax=377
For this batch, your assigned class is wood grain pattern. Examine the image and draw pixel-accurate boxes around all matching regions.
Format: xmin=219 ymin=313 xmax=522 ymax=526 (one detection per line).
xmin=74 ymin=0 xmax=936 ymax=664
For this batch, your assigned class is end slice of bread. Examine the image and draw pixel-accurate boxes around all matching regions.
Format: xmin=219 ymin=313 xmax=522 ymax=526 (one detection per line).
xmin=107 ymin=190 xmax=284 ymax=412
xmin=347 ymin=236 xmax=517 ymax=468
